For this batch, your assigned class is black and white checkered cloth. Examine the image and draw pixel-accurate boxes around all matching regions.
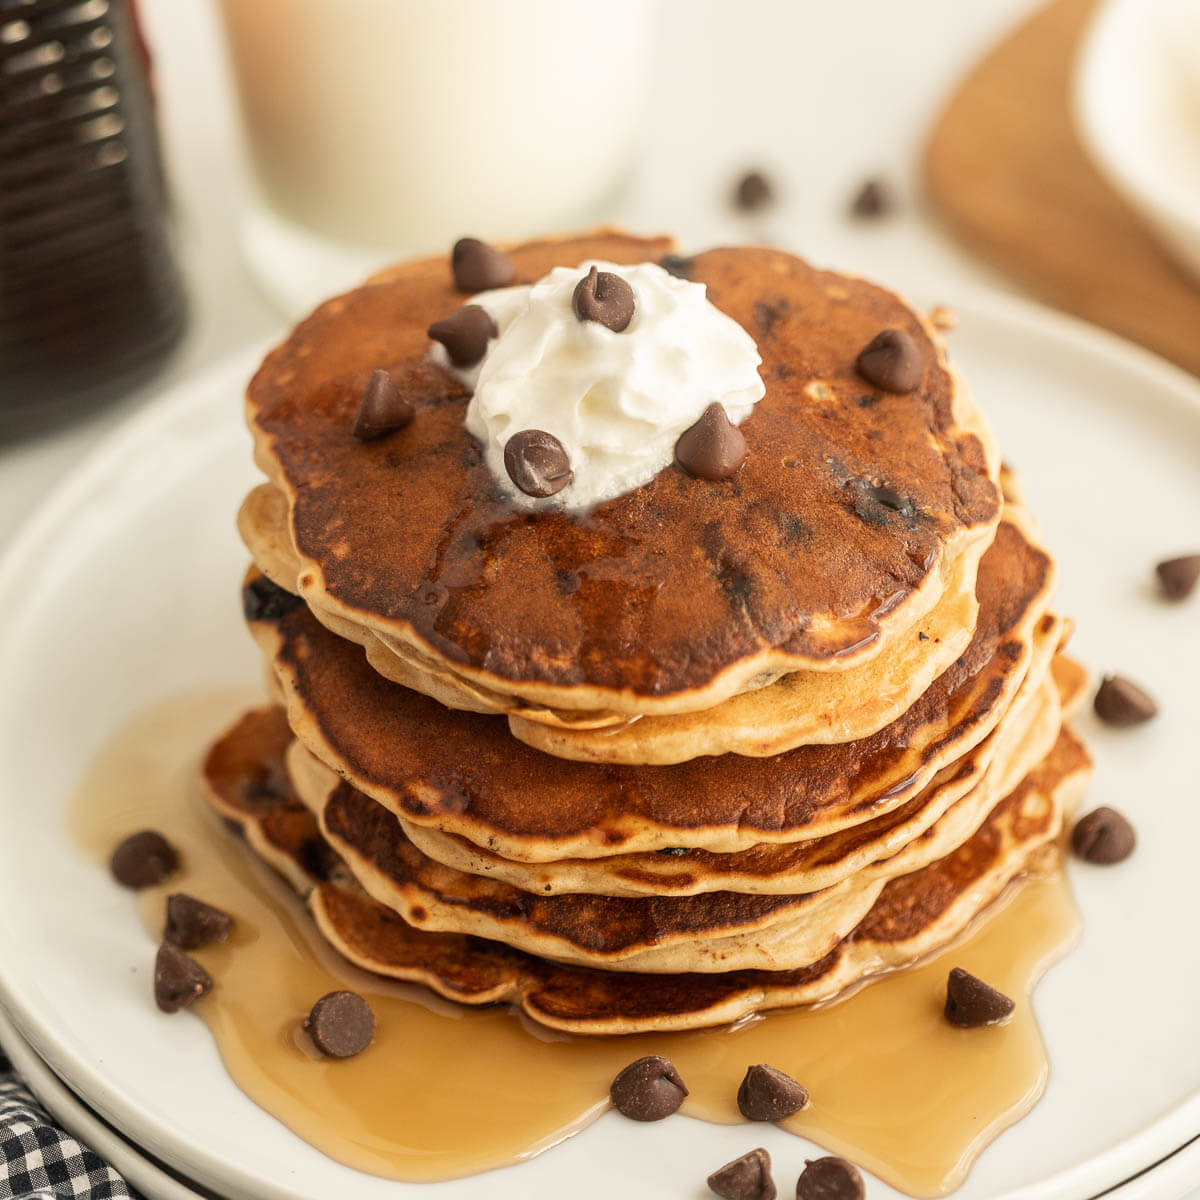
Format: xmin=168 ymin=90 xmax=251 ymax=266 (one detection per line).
xmin=0 ymin=1050 xmax=137 ymax=1200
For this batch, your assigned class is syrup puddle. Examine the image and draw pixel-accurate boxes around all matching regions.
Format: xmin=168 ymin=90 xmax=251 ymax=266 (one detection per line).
xmin=70 ymin=690 xmax=1079 ymax=1195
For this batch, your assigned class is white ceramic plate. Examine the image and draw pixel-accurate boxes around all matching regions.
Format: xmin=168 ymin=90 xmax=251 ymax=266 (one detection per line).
xmin=0 ymin=296 xmax=1197 ymax=1200
xmin=0 ymin=1004 xmax=210 ymax=1200
xmin=1075 ymin=0 xmax=1200 ymax=284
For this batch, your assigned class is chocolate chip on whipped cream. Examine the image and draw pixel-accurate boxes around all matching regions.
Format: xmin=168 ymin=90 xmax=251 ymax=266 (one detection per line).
xmin=676 ymin=403 xmax=748 ymax=481
xmin=427 ymin=305 xmax=497 ymax=367
xmin=707 ymin=1148 xmax=777 ymax=1200
xmin=111 ymin=830 xmax=178 ymax=889
xmin=451 ymin=237 xmax=515 ymax=292
xmin=353 ymin=369 xmax=414 ymax=441
xmin=504 ymin=429 xmax=573 ymax=498
xmin=610 ymin=1055 xmax=688 ymax=1121
xmin=944 ymin=967 xmax=1014 ymax=1028
xmin=856 ymin=328 xmax=924 ymax=393
xmin=443 ymin=259 xmax=764 ymax=509
xmin=573 ymin=266 xmax=635 ymax=332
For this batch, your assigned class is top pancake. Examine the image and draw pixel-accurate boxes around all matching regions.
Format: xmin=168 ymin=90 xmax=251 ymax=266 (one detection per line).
xmin=246 ymin=231 xmax=1000 ymax=715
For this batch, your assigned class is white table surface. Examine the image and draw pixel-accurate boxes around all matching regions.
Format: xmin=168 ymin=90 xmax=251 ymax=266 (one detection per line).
xmin=3 ymin=2 xmax=1197 ymax=1196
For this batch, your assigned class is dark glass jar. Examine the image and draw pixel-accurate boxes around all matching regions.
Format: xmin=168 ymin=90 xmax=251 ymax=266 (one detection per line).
xmin=0 ymin=0 xmax=186 ymax=439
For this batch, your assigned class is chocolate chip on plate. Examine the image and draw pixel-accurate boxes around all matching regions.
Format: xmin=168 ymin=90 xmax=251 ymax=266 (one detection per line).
xmin=856 ymin=328 xmax=924 ymax=393
xmin=303 ymin=990 xmax=376 ymax=1058
xmin=427 ymin=304 xmax=497 ymax=367
xmin=1072 ymin=806 xmax=1136 ymax=864
xmin=734 ymin=171 xmax=773 ymax=212
xmin=944 ymin=966 xmax=1014 ymax=1028
xmin=1093 ymin=675 xmax=1158 ymax=727
xmin=675 ymin=403 xmax=747 ymax=480
xmin=164 ymin=894 xmax=234 ymax=950
xmin=796 ymin=1156 xmax=865 ymax=1200
xmin=504 ymin=429 xmax=573 ymax=498
xmin=352 ymin=369 xmax=415 ymax=441
xmin=1156 ymin=554 xmax=1200 ymax=601
xmin=708 ymin=1147 xmax=776 ymax=1200
xmin=451 ymin=237 xmax=515 ymax=292
xmin=572 ymin=266 xmax=636 ymax=332
xmin=154 ymin=942 xmax=213 ymax=1013
xmin=110 ymin=831 xmax=178 ymax=890
xmin=849 ymin=177 xmax=892 ymax=219
xmin=737 ymin=1063 xmax=809 ymax=1121
xmin=609 ymin=1054 xmax=688 ymax=1121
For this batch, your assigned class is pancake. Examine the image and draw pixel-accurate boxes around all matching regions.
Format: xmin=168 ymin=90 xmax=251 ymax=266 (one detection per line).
xmin=247 ymin=232 xmax=1001 ymax=717
xmin=203 ymin=707 xmax=1090 ymax=1033
xmin=243 ymin=509 xmax=1055 ymax=861
xmin=241 ymin=478 xmax=987 ymax=754
xmin=381 ymin=648 xmax=1068 ymax=899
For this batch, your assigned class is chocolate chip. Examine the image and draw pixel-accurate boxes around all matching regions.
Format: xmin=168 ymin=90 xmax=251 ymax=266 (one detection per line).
xmin=303 ymin=990 xmax=376 ymax=1058
xmin=944 ymin=967 xmax=1014 ymax=1028
xmin=353 ymin=369 xmax=415 ymax=441
xmin=609 ymin=1055 xmax=688 ymax=1121
xmin=164 ymin=894 xmax=234 ymax=950
xmin=737 ymin=1064 xmax=809 ymax=1121
xmin=242 ymin=575 xmax=304 ymax=623
xmin=850 ymin=178 xmax=892 ymax=219
xmin=1072 ymin=806 xmax=1136 ymax=864
xmin=451 ymin=237 xmax=514 ymax=292
xmin=734 ymin=171 xmax=773 ymax=212
xmin=572 ymin=266 xmax=635 ymax=332
xmin=1156 ymin=554 xmax=1200 ymax=601
xmin=796 ymin=1157 xmax=865 ymax=1200
xmin=504 ymin=429 xmax=573 ymax=498
xmin=856 ymin=328 xmax=924 ymax=393
xmin=1093 ymin=675 xmax=1158 ymax=727
xmin=110 ymin=831 xmax=178 ymax=889
xmin=154 ymin=942 xmax=213 ymax=1013
xmin=675 ymin=403 xmax=747 ymax=480
xmin=708 ymin=1148 xmax=776 ymax=1200
xmin=660 ymin=254 xmax=694 ymax=279
xmin=427 ymin=304 xmax=497 ymax=368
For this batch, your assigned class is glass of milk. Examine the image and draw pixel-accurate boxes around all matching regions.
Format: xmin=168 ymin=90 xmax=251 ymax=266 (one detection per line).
xmin=217 ymin=0 xmax=661 ymax=317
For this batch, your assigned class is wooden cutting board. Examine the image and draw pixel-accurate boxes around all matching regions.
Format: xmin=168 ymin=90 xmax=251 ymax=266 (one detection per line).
xmin=924 ymin=0 xmax=1200 ymax=377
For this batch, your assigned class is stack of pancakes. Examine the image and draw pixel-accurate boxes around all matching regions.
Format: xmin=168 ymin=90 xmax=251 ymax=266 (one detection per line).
xmin=205 ymin=232 xmax=1092 ymax=1034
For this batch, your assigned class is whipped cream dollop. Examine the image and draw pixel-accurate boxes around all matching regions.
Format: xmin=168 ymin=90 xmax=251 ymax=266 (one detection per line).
xmin=443 ymin=261 xmax=765 ymax=510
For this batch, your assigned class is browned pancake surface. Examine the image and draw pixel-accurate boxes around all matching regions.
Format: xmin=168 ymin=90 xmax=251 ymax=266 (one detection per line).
xmin=248 ymin=233 xmax=998 ymax=699
xmin=249 ymin=518 xmax=1051 ymax=856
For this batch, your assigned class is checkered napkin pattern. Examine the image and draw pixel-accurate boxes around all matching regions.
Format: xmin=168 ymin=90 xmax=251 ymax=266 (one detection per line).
xmin=0 ymin=1050 xmax=137 ymax=1200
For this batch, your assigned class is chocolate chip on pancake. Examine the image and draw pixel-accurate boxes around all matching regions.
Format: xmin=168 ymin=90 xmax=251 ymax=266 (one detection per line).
xmin=164 ymin=894 xmax=234 ymax=950
xmin=154 ymin=942 xmax=213 ymax=1013
xmin=1093 ymin=675 xmax=1158 ymax=727
xmin=572 ymin=265 xmax=635 ymax=332
xmin=610 ymin=1055 xmax=688 ymax=1120
xmin=427 ymin=305 xmax=497 ymax=368
xmin=503 ymin=429 xmax=573 ymax=498
xmin=352 ymin=369 xmax=415 ymax=441
xmin=796 ymin=1157 xmax=864 ymax=1200
xmin=1156 ymin=554 xmax=1200 ymax=601
xmin=944 ymin=966 xmax=1014 ymax=1027
xmin=303 ymin=990 xmax=376 ymax=1058
xmin=1071 ymin=806 xmax=1136 ymax=864
xmin=451 ymin=237 xmax=515 ymax=292
xmin=111 ymin=831 xmax=178 ymax=889
xmin=708 ymin=1148 xmax=776 ymax=1200
xmin=856 ymin=328 xmax=924 ymax=393
xmin=242 ymin=575 xmax=305 ymax=623
xmin=850 ymin=178 xmax=892 ymax=219
xmin=675 ymin=402 xmax=747 ymax=480
xmin=737 ymin=1064 xmax=809 ymax=1121
xmin=734 ymin=171 xmax=773 ymax=212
